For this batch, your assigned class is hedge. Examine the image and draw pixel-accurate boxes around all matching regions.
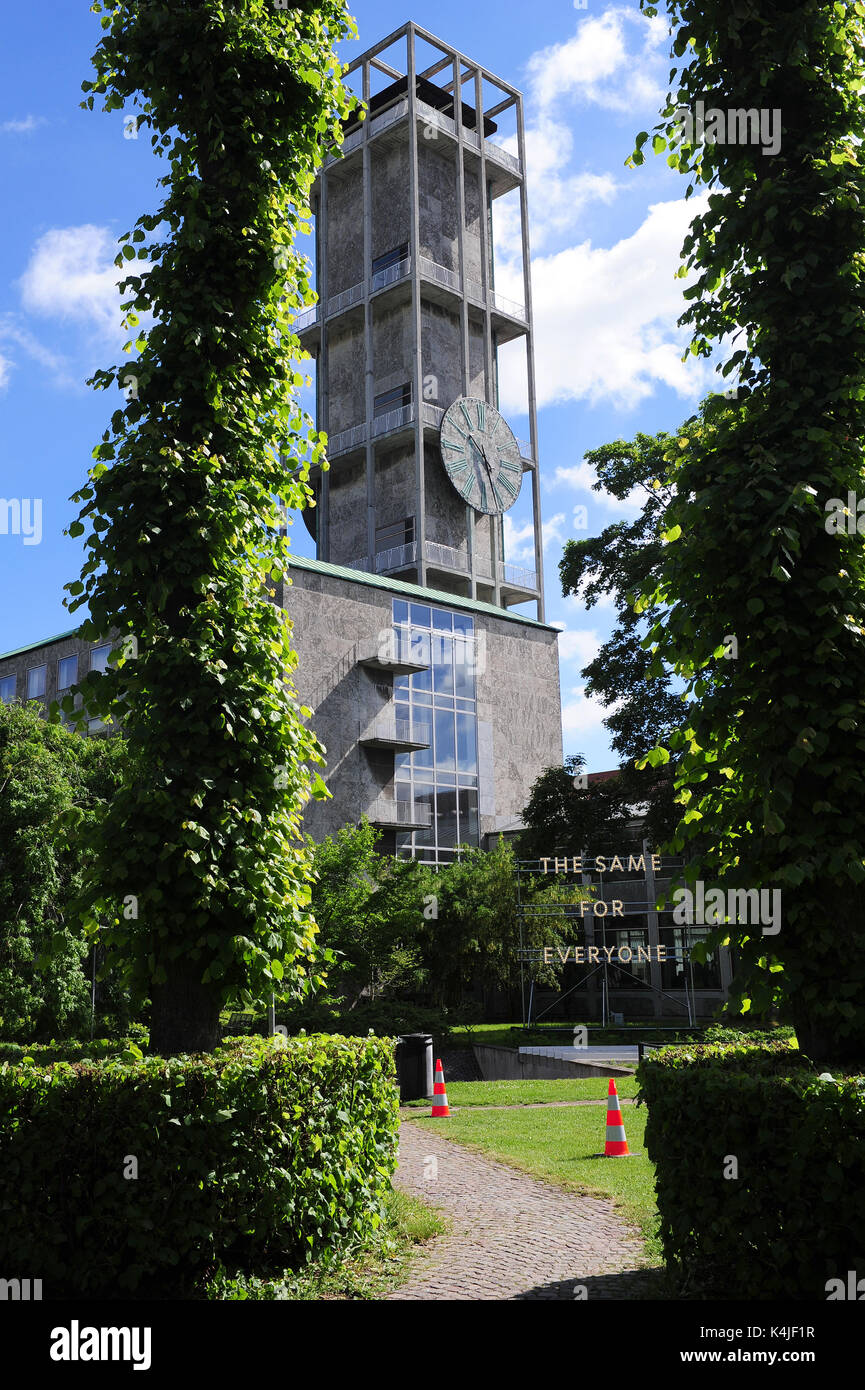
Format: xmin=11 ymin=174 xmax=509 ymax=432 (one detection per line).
xmin=0 ymin=1033 xmax=399 ymax=1298
xmin=638 ymin=1040 xmax=865 ymax=1299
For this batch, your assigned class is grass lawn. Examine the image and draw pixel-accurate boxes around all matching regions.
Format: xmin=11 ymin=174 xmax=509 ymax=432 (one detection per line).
xmin=408 ymin=1099 xmax=661 ymax=1263
xmin=206 ymin=1187 xmax=448 ymax=1300
xmin=403 ymin=1076 xmax=639 ymax=1107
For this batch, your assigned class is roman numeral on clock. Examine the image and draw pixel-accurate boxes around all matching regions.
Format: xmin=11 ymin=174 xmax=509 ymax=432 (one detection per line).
xmin=498 ymin=456 xmax=520 ymax=473
xmin=476 ymin=401 xmax=486 ymax=432
xmin=442 ymin=440 xmax=466 ymax=454
xmin=460 ymin=475 xmax=476 ymax=501
xmin=497 ymin=471 xmax=518 ymax=499
xmin=459 ymin=401 xmax=475 ymax=430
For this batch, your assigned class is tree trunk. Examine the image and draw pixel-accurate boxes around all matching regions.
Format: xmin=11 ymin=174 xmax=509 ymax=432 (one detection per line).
xmin=149 ymin=958 xmax=222 ymax=1055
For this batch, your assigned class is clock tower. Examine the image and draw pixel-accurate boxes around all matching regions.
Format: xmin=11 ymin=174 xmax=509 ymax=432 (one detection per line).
xmin=296 ymin=20 xmax=546 ymax=620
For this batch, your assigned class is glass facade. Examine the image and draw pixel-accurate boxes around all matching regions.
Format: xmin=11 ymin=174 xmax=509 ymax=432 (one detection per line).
xmin=0 ymin=675 xmax=15 ymax=705
xmin=392 ymin=599 xmax=480 ymax=863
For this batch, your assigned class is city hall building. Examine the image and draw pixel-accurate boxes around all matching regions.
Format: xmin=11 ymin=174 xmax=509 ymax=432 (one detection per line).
xmin=0 ymin=23 xmax=563 ymax=865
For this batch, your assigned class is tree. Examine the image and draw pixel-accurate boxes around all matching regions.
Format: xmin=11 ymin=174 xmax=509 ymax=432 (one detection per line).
xmin=308 ymin=820 xmax=427 ymax=1007
xmin=518 ymin=754 xmax=639 ymax=860
xmin=417 ymin=841 xmax=580 ymax=1009
xmin=559 ymin=432 xmax=684 ymax=769
xmin=0 ymin=702 xmax=128 ymax=1041
xmin=69 ymin=0 xmax=357 ymax=1054
xmin=632 ymin=0 xmax=865 ymax=1060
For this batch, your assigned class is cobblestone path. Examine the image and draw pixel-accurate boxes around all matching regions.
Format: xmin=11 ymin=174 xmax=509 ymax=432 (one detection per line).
xmin=388 ymin=1120 xmax=665 ymax=1301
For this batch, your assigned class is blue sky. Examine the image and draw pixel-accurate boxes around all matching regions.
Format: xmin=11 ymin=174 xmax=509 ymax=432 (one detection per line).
xmin=0 ymin=1 xmax=716 ymax=769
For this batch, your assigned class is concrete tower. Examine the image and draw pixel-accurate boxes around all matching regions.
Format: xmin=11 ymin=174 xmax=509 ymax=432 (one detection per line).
xmin=296 ymin=21 xmax=545 ymax=620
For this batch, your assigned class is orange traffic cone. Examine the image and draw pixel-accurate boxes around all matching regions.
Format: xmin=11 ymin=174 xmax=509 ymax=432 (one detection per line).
xmin=604 ymin=1077 xmax=630 ymax=1156
xmin=431 ymin=1058 xmax=450 ymax=1117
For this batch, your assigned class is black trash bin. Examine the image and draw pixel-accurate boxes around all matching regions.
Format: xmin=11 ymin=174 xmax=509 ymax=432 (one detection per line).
xmin=396 ymin=1033 xmax=434 ymax=1102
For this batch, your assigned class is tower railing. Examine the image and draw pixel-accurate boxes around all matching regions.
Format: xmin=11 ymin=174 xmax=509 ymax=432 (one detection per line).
xmin=328 ymin=422 xmax=368 ymax=456
xmin=491 ymin=290 xmax=527 ymax=321
xmin=424 ymin=540 xmax=469 ymax=574
xmin=327 ymin=281 xmax=365 ymax=317
xmin=370 ymin=256 xmax=411 ymax=294
xmin=294 ymin=305 xmax=319 ymax=332
xmin=418 ymin=255 xmax=460 ymax=293
xmin=372 ymin=403 xmax=415 ymax=438
xmin=499 ymin=560 xmax=538 ymax=590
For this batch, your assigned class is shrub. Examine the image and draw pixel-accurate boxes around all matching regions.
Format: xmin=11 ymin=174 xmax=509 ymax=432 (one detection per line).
xmin=0 ymin=1033 xmax=398 ymax=1298
xmin=638 ymin=1041 xmax=865 ymax=1298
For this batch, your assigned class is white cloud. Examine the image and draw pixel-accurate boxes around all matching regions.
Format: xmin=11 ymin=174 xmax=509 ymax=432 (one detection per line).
xmin=555 ymin=459 xmax=645 ymax=513
xmin=504 ymin=510 xmax=567 ymax=565
xmin=527 ymin=7 xmax=668 ymax=115
xmin=0 ymin=354 xmax=11 ymax=390
xmin=493 ymin=124 xmax=619 ymax=254
xmin=0 ymin=317 xmax=80 ymax=392
xmin=1 ymin=115 xmax=47 ymax=134
xmin=18 ymin=225 xmax=127 ymax=336
xmin=561 ymin=683 xmax=620 ymax=739
xmin=556 ymin=626 xmax=602 ymax=667
xmin=498 ymin=195 xmax=713 ymax=413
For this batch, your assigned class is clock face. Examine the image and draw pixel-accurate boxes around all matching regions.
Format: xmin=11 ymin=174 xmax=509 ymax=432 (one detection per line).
xmin=439 ymin=397 xmax=524 ymax=516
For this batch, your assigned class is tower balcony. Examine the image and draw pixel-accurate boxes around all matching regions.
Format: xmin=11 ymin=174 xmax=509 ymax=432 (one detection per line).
xmin=360 ymin=715 xmax=432 ymax=752
xmin=357 ymin=629 xmax=430 ymax=675
xmin=329 ymin=401 xmax=444 ymax=461
xmin=368 ymin=798 xmax=432 ymax=831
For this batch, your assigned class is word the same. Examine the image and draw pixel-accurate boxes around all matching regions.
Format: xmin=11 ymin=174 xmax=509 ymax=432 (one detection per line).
xmin=536 ymin=854 xmax=662 ymax=875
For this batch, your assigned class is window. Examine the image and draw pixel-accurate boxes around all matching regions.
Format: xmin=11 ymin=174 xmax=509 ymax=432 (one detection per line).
xmin=90 ymin=645 xmax=112 ymax=674
xmin=0 ymin=675 xmax=16 ymax=705
xmin=27 ymin=666 xmax=46 ymax=699
xmin=372 ymin=244 xmax=408 ymax=275
xmin=375 ymin=517 xmax=415 ymax=554
xmin=58 ymin=655 xmax=78 ymax=690
xmin=374 ymin=384 xmax=412 ymax=418
xmin=660 ymin=925 xmax=722 ymax=990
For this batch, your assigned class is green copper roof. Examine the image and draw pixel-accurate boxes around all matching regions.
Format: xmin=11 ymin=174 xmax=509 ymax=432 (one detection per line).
xmin=0 ymin=628 xmax=79 ymax=662
xmin=285 ymin=554 xmax=556 ymax=631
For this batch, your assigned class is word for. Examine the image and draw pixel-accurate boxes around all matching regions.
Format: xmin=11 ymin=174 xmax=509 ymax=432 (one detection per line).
xmin=0 ymin=1278 xmax=42 ymax=1300
xmin=825 ymin=493 xmax=865 ymax=534
xmin=672 ymin=101 xmax=782 ymax=156
xmin=536 ymin=854 xmax=662 ymax=875
xmin=826 ymin=1271 xmax=865 ymax=1300
xmin=543 ymin=944 xmax=668 ymax=964
xmin=0 ymin=498 xmax=42 ymax=546
xmin=423 ymin=895 xmax=438 ymax=920
xmin=50 ymin=1322 xmax=151 ymax=1371
xmin=672 ymin=883 xmax=781 ymax=935
xmin=545 ymin=899 xmax=625 ymax=920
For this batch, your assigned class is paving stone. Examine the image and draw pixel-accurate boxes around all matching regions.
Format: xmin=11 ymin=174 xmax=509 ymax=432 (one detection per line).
xmin=388 ymin=1120 xmax=666 ymax=1301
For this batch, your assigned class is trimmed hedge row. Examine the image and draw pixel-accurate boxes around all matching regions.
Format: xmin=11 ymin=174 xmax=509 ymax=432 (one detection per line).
xmin=638 ymin=1040 xmax=865 ymax=1299
xmin=0 ymin=1033 xmax=399 ymax=1298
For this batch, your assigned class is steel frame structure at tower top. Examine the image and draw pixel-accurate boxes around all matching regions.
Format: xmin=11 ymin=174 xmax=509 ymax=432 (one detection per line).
xmin=304 ymin=21 xmax=546 ymax=622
